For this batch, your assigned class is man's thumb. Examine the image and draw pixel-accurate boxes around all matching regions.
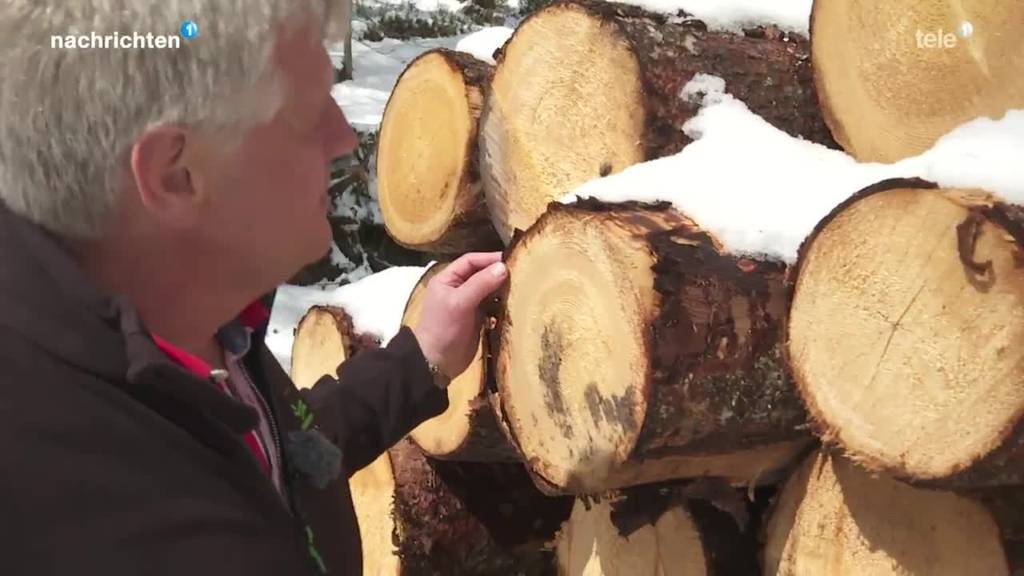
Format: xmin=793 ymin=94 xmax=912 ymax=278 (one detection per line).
xmin=455 ymin=262 xmax=507 ymax=308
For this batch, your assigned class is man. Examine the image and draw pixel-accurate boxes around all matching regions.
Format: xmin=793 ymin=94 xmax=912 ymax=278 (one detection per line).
xmin=0 ymin=1 xmax=507 ymax=574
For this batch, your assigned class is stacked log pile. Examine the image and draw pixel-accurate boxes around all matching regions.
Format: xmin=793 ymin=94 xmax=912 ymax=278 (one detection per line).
xmin=292 ymin=0 xmax=1023 ymax=573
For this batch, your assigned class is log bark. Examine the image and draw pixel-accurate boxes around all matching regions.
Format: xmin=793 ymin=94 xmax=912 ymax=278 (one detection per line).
xmin=810 ymin=1 xmax=1024 ymax=162
xmin=555 ymin=485 xmax=759 ymax=576
xmin=378 ymin=48 xmax=503 ymax=253
xmin=763 ymin=451 xmax=1010 ymax=575
xmin=787 ymin=178 xmax=1024 ymax=488
xmin=493 ymin=199 xmax=812 ymax=495
xmin=352 ymin=438 xmax=573 ymax=576
xmin=402 ymin=263 xmax=520 ymax=461
xmin=979 ymin=488 xmax=1024 ymax=575
xmin=480 ymin=0 xmax=836 ymax=242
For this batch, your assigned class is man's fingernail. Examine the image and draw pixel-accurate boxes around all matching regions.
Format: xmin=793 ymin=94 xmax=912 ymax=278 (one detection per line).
xmin=491 ymin=262 xmax=507 ymax=277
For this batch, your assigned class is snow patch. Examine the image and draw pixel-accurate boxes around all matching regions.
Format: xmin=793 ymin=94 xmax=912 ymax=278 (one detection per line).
xmin=455 ymin=26 xmax=514 ymax=64
xmin=331 ymin=36 xmax=461 ymax=130
xmin=616 ymin=0 xmax=813 ymax=36
xmin=266 ymin=265 xmax=431 ymax=374
xmin=679 ymin=72 xmax=726 ymax=105
xmin=562 ymin=75 xmax=1024 ymax=264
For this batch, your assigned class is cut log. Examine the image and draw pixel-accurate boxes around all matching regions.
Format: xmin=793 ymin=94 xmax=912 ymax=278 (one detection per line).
xmin=555 ymin=486 xmax=759 ymax=575
xmin=377 ymin=49 xmax=503 ymax=253
xmin=493 ymin=199 xmax=813 ymax=495
xmin=292 ymin=304 xmax=573 ymax=575
xmin=403 ymin=263 xmax=519 ymax=461
xmin=290 ymin=305 xmax=380 ymax=386
xmin=479 ymin=0 xmax=836 ymax=242
xmin=786 ymin=179 xmax=1024 ymax=487
xmin=810 ymin=0 xmax=1024 ymax=162
xmin=291 ymin=305 xmax=397 ymax=576
xmin=763 ymin=451 xmax=1009 ymax=575
xmin=349 ymin=438 xmax=571 ymax=575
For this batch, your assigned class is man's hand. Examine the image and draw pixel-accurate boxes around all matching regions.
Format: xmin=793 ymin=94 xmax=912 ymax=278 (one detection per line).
xmin=411 ymin=252 xmax=508 ymax=379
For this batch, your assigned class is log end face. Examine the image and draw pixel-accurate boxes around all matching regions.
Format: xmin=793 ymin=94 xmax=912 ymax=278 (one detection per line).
xmin=480 ymin=1 xmax=647 ymax=240
xmin=764 ymin=451 xmax=1009 ymax=575
xmin=789 ymin=185 xmax=1024 ymax=484
xmin=291 ymin=305 xmax=355 ymax=390
xmin=378 ymin=50 xmax=488 ymax=250
xmin=556 ymin=496 xmax=708 ymax=576
xmin=496 ymin=208 xmax=657 ymax=493
xmin=810 ymin=0 xmax=1024 ymax=161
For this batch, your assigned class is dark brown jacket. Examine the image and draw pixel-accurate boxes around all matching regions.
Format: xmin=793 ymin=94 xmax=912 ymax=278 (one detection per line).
xmin=0 ymin=203 xmax=448 ymax=575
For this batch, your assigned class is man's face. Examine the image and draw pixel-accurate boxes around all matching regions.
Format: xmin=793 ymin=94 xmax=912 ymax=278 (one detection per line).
xmin=193 ymin=18 xmax=357 ymax=287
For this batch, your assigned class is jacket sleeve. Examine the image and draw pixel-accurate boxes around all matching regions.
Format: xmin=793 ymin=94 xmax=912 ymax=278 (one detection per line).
xmin=299 ymin=325 xmax=449 ymax=476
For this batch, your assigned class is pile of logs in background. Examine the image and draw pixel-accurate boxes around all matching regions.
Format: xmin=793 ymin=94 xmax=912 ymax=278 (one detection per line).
xmin=297 ymin=0 xmax=1024 ymax=573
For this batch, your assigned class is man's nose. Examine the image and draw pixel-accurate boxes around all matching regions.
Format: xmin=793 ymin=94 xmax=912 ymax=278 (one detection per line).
xmin=326 ymin=100 xmax=359 ymax=160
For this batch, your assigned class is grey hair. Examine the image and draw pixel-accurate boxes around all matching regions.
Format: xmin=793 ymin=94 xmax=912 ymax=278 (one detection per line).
xmin=0 ymin=0 xmax=345 ymax=238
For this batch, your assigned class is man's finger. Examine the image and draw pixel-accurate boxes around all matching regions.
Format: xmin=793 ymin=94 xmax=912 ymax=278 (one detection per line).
xmin=436 ymin=252 xmax=503 ymax=286
xmin=452 ymin=262 xmax=507 ymax=310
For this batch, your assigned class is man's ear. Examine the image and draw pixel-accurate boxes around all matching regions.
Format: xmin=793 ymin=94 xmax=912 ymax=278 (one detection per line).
xmin=129 ymin=124 xmax=198 ymax=227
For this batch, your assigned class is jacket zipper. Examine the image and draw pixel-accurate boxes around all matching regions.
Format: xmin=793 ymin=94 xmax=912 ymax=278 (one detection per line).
xmin=237 ymin=361 xmax=284 ymax=489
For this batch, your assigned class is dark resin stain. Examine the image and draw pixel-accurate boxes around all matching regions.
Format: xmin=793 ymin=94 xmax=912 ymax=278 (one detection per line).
xmin=539 ymin=325 xmax=574 ymax=439
xmin=584 ymin=382 xmax=639 ymax=435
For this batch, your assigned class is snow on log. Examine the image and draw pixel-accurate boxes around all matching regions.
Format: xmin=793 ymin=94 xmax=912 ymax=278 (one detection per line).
xmin=292 ymin=305 xmax=572 ymax=575
xmin=763 ymin=451 xmax=1010 ymax=575
xmin=402 ymin=263 xmax=519 ymax=461
xmin=787 ymin=178 xmax=1024 ymax=488
xmin=377 ymin=49 xmax=503 ymax=253
xmin=811 ymin=0 xmax=1024 ymax=162
xmin=555 ymin=486 xmax=758 ymax=576
xmin=492 ymin=199 xmax=812 ymax=495
xmin=479 ymin=0 xmax=836 ymax=242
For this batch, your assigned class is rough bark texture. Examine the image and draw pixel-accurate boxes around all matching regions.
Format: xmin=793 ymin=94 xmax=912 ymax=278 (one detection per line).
xmin=380 ymin=49 xmax=503 ymax=253
xmin=577 ymin=199 xmax=809 ymax=458
xmin=787 ymin=178 xmax=1024 ymax=488
xmin=517 ymin=0 xmax=837 ymax=158
xmin=387 ymin=439 xmax=572 ymax=575
xmin=979 ymin=487 xmax=1024 ymax=572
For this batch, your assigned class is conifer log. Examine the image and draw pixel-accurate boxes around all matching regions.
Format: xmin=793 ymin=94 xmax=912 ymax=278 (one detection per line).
xmin=787 ymin=179 xmax=1024 ymax=488
xmin=377 ymin=49 xmax=502 ymax=253
xmin=479 ymin=0 xmax=836 ymax=242
xmin=763 ymin=451 xmax=1010 ymax=575
xmin=810 ymin=0 xmax=1024 ymax=162
xmin=493 ymin=199 xmax=812 ymax=495
xmin=292 ymin=305 xmax=572 ymax=575
xmin=555 ymin=486 xmax=758 ymax=575
xmin=290 ymin=306 xmax=379 ymax=387
xmin=403 ymin=263 xmax=519 ymax=461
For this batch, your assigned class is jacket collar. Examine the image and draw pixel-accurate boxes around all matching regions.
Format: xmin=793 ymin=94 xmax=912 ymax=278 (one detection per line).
xmin=0 ymin=202 xmax=129 ymax=381
xmin=0 ymin=202 xmax=259 ymax=433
